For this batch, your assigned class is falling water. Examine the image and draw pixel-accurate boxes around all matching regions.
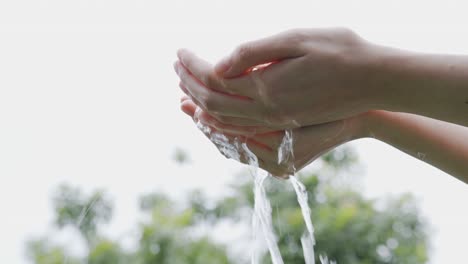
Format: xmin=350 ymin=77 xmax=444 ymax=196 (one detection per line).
xmin=241 ymin=143 xmax=284 ymax=264
xmin=280 ymin=129 xmax=316 ymax=264
xmin=196 ymin=118 xmax=284 ymax=264
xmin=195 ymin=112 xmax=325 ymax=263
xmin=290 ymin=176 xmax=316 ymax=264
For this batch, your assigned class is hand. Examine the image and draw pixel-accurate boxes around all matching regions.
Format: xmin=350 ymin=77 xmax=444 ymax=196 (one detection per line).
xmin=175 ymin=28 xmax=384 ymax=129
xmin=180 ymin=96 xmax=365 ymax=178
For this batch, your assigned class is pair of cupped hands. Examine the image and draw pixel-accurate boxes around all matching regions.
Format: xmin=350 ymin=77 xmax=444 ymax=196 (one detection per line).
xmin=174 ymin=28 xmax=381 ymax=178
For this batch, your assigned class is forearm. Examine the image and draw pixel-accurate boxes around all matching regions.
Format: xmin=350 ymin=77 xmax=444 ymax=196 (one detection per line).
xmin=367 ymin=45 xmax=468 ymax=126
xmin=360 ymin=110 xmax=468 ymax=183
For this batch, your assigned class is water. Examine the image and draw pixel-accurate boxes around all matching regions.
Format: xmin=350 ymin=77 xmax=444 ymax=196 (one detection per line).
xmin=60 ymin=115 xmax=326 ymax=264
xmin=319 ymin=255 xmax=337 ymax=264
xmin=242 ymin=143 xmax=284 ymax=264
xmin=196 ymin=117 xmax=285 ymax=264
xmin=282 ymin=129 xmax=316 ymax=264
xmin=195 ymin=113 xmax=321 ymax=264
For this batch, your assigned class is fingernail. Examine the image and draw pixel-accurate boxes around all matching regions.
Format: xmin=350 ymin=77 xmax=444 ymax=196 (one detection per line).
xmin=181 ymin=104 xmax=194 ymax=116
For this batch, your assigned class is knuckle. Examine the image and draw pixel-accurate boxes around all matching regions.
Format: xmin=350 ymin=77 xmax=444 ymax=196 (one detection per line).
xmin=285 ymin=28 xmax=309 ymax=44
xmin=235 ymin=44 xmax=252 ymax=61
xmin=334 ymin=27 xmax=359 ymax=42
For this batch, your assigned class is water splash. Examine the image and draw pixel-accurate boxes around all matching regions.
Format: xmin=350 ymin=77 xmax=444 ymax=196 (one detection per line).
xmin=195 ymin=114 xmax=323 ymax=263
xmin=278 ymin=129 xmax=296 ymax=175
xmin=242 ymin=144 xmax=284 ymax=264
xmin=292 ymin=177 xmax=316 ymax=264
xmin=281 ymin=129 xmax=316 ymax=264
xmin=195 ymin=118 xmax=284 ymax=264
xmin=320 ymin=255 xmax=337 ymax=264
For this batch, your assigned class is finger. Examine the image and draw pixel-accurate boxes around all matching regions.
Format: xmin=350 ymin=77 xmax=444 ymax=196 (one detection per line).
xmin=181 ymin=98 xmax=270 ymax=136
xmin=245 ymin=139 xmax=275 ymax=161
xmin=212 ymin=133 xmax=289 ymax=178
xmin=180 ymin=99 xmax=197 ymax=117
xmin=179 ymin=81 xmax=190 ymax=96
xmin=181 ymin=89 xmax=271 ymax=129
xmin=175 ymin=61 xmax=261 ymax=119
xmin=180 ymin=95 xmax=190 ymax=103
xmin=177 ymin=49 xmax=256 ymax=99
xmin=219 ymin=134 xmax=267 ymax=163
xmin=209 ymin=133 xmax=249 ymax=161
xmin=214 ymin=30 xmax=307 ymax=78
xmin=176 ymin=49 xmax=217 ymax=89
xmin=221 ymin=74 xmax=260 ymax=99
xmin=250 ymin=131 xmax=284 ymax=149
xmin=204 ymin=114 xmax=277 ymax=135
xmin=181 ymin=97 xmax=257 ymax=136
xmin=180 ymin=82 xmax=216 ymax=121
xmin=181 ymin=84 xmax=254 ymax=130
xmin=209 ymin=114 xmax=267 ymax=127
xmin=179 ymin=82 xmax=208 ymax=113
xmin=244 ymin=140 xmax=291 ymax=178
xmin=199 ymin=113 xmax=260 ymax=136
xmin=179 ymin=90 xmax=260 ymax=127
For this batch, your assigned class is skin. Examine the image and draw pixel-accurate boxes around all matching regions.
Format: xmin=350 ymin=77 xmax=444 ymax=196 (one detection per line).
xmin=175 ymin=28 xmax=468 ymax=183
xmin=364 ymin=111 xmax=468 ymax=183
xmin=181 ymin=98 xmax=468 ymax=183
xmin=180 ymin=95 xmax=360 ymax=178
xmin=175 ymin=28 xmax=375 ymax=129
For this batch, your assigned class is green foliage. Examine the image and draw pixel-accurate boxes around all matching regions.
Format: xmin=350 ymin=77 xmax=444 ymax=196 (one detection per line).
xmin=172 ymin=147 xmax=191 ymax=165
xmin=88 ymin=240 xmax=126 ymax=264
xmin=53 ymin=185 xmax=112 ymax=245
xmin=208 ymin=170 xmax=428 ymax=263
xmin=26 ymin=239 xmax=80 ymax=264
xmin=135 ymin=192 xmax=230 ymax=264
xmin=26 ymin=147 xmax=429 ymax=264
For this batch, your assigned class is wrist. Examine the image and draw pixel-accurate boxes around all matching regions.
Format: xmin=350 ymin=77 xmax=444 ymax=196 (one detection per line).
xmin=343 ymin=111 xmax=376 ymax=140
xmin=348 ymin=110 xmax=389 ymax=140
xmin=359 ymin=43 xmax=418 ymax=112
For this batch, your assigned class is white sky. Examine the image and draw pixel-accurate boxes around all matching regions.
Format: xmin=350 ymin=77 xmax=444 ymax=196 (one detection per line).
xmin=0 ymin=0 xmax=467 ymax=263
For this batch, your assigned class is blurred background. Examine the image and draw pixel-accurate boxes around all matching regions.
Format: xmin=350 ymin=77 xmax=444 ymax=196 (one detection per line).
xmin=0 ymin=0 xmax=467 ymax=263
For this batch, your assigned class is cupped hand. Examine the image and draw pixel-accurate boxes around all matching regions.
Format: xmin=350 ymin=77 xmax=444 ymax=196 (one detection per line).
xmin=180 ymin=96 xmax=365 ymax=178
xmin=175 ymin=28 xmax=383 ymax=129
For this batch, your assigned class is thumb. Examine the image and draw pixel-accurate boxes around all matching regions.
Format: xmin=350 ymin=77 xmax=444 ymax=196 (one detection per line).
xmin=215 ymin=30 xmax=306 ymax=78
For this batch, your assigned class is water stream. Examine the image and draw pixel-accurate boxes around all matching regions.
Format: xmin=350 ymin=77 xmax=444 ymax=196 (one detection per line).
xmin=62 ymin=120 xmax=325 ymax=264
xmin=195 ymin=116 xmax=323 ymax=263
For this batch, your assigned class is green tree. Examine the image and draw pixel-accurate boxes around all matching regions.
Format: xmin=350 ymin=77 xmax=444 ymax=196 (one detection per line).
xmin=52 ymin=185 xmax=113 ymax=247
xmin=26 ymin=147 xmax=429 ymax=264
xmin=193 ymin=148 xmax=428 ymax=263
